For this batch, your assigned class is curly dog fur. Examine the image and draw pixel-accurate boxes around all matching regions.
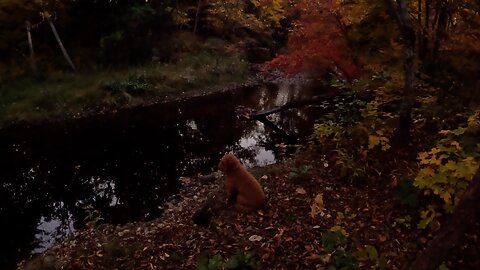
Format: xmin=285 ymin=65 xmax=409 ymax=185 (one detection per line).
xmin=218 ymin=154 xmax=266 ymax=213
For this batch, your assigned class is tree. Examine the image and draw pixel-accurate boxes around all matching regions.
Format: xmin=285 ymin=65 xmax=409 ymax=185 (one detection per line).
xmin=385 ymin=0 xmax=416 ymax=146
xmin=43 ymin=11 xmax=76 ymax=72
xmin=264 ymin=0 xmax=358 ymax=78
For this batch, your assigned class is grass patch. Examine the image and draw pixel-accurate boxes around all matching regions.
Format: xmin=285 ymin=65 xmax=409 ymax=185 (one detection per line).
xmin=0 ymin=50 xmax=248 ymax=127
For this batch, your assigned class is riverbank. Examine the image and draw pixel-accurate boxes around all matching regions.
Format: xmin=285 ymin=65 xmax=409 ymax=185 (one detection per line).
xmin=17 ymin=151 xmax=423 ymax=270
xmin=15 ymin=153 xmax=404 ymax=269
xmin=19 ymin=147 xmax=480 ymax=270
xmin=0 ymin=50 xmax=252 ymax=130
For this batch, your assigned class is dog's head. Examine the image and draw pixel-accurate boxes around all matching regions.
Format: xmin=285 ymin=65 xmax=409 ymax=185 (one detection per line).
xmin=218 ymin=154 xmax=241 ymax=173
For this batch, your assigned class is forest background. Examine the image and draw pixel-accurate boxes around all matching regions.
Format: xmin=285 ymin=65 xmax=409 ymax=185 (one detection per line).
xmin=2 ymin=0 xmax=480 ymax=269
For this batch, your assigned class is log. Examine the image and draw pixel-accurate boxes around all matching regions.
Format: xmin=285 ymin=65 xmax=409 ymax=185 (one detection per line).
xmin=251 ymin=92 xmax=337 ymax=118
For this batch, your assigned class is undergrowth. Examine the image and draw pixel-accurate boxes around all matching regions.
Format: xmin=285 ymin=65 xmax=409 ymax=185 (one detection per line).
xmin=0 ymin=50 xmax=247 ymax=128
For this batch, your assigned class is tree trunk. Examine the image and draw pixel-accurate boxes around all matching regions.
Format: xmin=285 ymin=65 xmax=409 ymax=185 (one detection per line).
xmin=394 ymin=39 xmax=415 ymax=145
xmin=25 ymin=21 xmax=37 ymax=76
xmin=193 ymin=0 xmax=202 ymax=35
xmin=431 ymin=0 xmax=448 ymax=62
xmin=409 ymin=169 xmax=480 ymax=270
xmin=386 ymin=0 xmax=416 ymax=146
xmin=421 ymin=0 xmax=431 ymax=59
xmin=47 ymin=17 xmax=76 ymax=72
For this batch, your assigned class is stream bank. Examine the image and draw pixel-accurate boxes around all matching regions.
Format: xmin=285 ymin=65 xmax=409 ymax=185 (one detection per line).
xmin=18 ymin=152 xmax=422 ymax=270
xmin=1 ymin=78 xmax=321 ymax=269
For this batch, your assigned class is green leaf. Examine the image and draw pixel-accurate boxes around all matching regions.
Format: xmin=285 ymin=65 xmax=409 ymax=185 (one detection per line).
xmin=322 ymin=231 xmax=346 ymax=253
xmin=365 ymin=245 xmax=378 ymax=259
xmin=451 ymin=127 xmax=466 ymax=136
xmin=438 ymin=263 xmax=450 ymax=270
xmin=225 ymin=257 xmax=239 ymax=269
xmin=208 ymin=254 xmax=224 ymax=269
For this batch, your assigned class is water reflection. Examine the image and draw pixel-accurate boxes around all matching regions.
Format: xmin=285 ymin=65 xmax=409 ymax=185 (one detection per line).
xmin=0 ymin=81 xmax=323 ymax=269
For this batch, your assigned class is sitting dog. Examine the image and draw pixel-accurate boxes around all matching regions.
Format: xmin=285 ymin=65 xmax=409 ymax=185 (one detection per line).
xmin=218 ymin=154 xmax=266 ymax=213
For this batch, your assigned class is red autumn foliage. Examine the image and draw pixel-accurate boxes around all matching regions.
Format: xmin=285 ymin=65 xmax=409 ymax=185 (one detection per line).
xmin=264 ymin=0 xmax=358 ymax=79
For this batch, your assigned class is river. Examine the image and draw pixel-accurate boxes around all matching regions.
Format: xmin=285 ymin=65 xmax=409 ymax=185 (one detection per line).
xmin=0 ymin=81 xmax=324 ymax=269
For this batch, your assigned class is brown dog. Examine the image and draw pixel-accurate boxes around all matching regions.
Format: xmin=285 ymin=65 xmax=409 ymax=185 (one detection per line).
xmin=218 ymin=154 xmax=266 ymax=213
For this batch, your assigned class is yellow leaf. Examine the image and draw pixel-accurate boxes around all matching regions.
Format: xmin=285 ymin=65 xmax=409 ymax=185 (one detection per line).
xmin=381 ymin=144 xmax=391 ymax=151
xmin=429 ymin=155 xmax=443 ymax=166
xmin=368 ymin=135 xmax=380 ymax=149
xmin=443 ymin=160 xmax=457 ymax=171
xmin=330 ymin=225 xmax=347 ymax=236
xmin=418 ymin=152 xmax=430 ymax=164
xmin=440 ymin=191 xmax=452 ymax=205
xmin=311 ymin=193 xmax=324 ymax=218
xmin=419 ymin=167 xmax=435 ymax=177
xmin=450 ymin=141 xmax=461 ymax=151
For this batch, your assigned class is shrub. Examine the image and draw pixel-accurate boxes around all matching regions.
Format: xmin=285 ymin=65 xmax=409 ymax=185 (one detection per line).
xmin=102 ymin=74 xmax=153 ymax=96
xmin=414 ymin=110 xmax=480 ymax=228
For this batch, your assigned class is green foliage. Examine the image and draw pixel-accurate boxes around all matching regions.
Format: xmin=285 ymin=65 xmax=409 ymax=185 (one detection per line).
xmin=354 ymin=244 xmax=389 ymax=269
xmin=319 ymin=229 xmax=358 ymax=270
xmin=225 ymin=251 xmax=258 ymax=270
xmin=170 ymin=251 xmax=185 ymax=263
xmin=252 ymin=0 xmax=286 ymax=26
xmin=438 ymin=263 xmax=450 ymax=270
xmin=103 ymin=74 xmax=153 ymax=96
xmin=417 ymin=205 xmax=442 ymax=230
xmin=288 ymin=165 xmax=312 ymax=181
xmin=415 ymin=125 xmax=479 ymax=210
xmin=313 ymin=120 xmax=344 ymax=143
xmin=99 ymin=31 xmax=125 ymax=53
xmin=97 ymin=2 xmax=157 ymax=63
xmin=205 ymin=0 xmax=265 ymax=34
xmin=197 ymin=254 xmax=224 ymax=270
xmin=394 ymin=179 xmax=419 ymax=207
xmin=322 ymin=230 xmax=347 ymax=253
xmin=334 ymin=148 xmax=367 ymax=183
xmin=367 ymin=130 xmax=391 ymax=151
xmin=0 ymin=49 xmax=247 ymax=127
xmin=311 ymin=90 xmax=366 ymax=145
xmin=414 ymin=110 xmax=480 ymax=228
xmin=328 ymin=251 xmax=358 ymax=270
xmin=83 ymin=205 xmax=104 ymax=227
xmin=196 ymin=251 xmax=258 ymax=270
xmin=354 ymin=244 xmax=378 ymax=261
xmin=393 ymin=215 xmax=413 ymax=229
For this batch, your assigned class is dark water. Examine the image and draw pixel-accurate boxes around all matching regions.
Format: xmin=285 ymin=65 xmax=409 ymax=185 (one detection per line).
xmin=0 ymin=82 xmax=322 ymax=269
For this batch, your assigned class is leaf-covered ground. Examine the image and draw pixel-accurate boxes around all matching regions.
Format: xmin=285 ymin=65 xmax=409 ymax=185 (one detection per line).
xmin=19 ymin=152 xmax=480 ymax=270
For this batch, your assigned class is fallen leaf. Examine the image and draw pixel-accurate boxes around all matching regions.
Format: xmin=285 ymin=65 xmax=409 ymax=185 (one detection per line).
xmin=311 ymin=193 xmax=324 ymax=218
xmin=179 ymin=176 xmax=191 ymax=185
xmin=159 ymin=253 xmax=170 ymax=260
xmin=249 ymin=235 xmax=263 ymax=242
xmin=306 ymin=253 xmax=321 ymax=261
xmin=296 ymin=187 xmax=307 ymax=195
xmin=378 ymin=234 xmax=387 ymax=242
